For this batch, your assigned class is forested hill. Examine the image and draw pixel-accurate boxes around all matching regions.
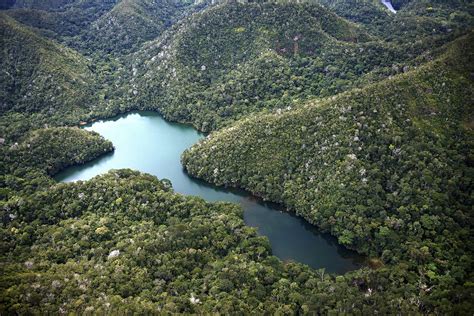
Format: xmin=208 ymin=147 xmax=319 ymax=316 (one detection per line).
xmin=315 ymin=0 xmax=473 ymax=38
xmin=0 ymin=13 xmax=97 ymax=135
xmin=4 ymin=0 xmax=198 ymax=55
xmin=126 ymin=1 xmax=372 ymax=131
xmin=1 ymin=0 xmax=473 ymax=313
xmin=125 ymin=0 xmax=472 ymax=132
xmin=182 ymin=32 xmax=474 ymax=306
xmin=1 ymin=0 xmax=471 ymax=138
xmin=77 ymin=0 xmax=196 ymax=54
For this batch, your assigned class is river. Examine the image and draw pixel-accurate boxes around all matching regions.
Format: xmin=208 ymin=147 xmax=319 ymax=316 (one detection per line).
xmin=55 ymin=111 xmax=364 ymax=273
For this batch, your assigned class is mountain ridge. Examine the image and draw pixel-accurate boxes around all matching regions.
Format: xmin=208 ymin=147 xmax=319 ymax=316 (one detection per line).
xmin=182 ymin=31 xmax=473 ymax=262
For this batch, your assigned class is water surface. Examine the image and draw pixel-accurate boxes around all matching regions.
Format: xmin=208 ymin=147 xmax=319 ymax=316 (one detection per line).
xmin=56 ymin=111 xmax=364 ymax=273
xmin=381 ymin=0 xmax=397 ymax=13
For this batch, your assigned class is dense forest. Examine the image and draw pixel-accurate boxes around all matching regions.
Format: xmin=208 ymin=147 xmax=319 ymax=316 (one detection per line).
xmin=183 ymin=33 xmax=474 ymax=309
xmin=1 ymin=0 xmax=473 ymax=313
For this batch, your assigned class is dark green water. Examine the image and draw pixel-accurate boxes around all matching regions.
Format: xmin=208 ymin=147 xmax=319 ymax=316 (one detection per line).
xmin=56 ymin=111 xmax=364 ymax=273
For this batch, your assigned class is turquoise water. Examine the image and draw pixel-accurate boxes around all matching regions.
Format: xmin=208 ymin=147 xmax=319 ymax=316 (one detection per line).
xmin=56 ymin=111 xmax=364 ymax=273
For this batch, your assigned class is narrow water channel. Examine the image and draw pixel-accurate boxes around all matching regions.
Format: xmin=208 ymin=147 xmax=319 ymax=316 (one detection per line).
xmin=381 ymin=0 xmax=397 ymax=13
xmin=55 ymin=111 xmax=364 ymax=273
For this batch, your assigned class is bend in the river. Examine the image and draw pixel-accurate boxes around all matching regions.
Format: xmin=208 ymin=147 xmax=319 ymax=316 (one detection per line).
xmin=55 ymin=111 xmax=365 ymax=274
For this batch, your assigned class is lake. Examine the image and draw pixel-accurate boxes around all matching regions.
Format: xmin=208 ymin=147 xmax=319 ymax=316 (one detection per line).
xmin=55 ymin=111 xmax=364 ymax=273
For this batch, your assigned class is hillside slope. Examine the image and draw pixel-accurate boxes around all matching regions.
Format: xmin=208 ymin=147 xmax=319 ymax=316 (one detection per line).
xmin=0 ymin=168 xmax=421 ymax=314
xmin=3 ymin=0 xmax=471 ymax=135
xmin=5 ymin=1 xmax=117 ymax=41
xmin=10 ymin=0 xmax=77 ymax=10
xmin=182 ymin=33 xmax=474 ymax=300
xmin=316 ymin=0 xmax=473 ymax=40
xmin=79 ymin=0 xmax=195 ymax=55
xmin=4 ymin=0 xmax=196 ymax=55
xmin=119 ymin=0 xmax=472 ymax=132
xmin=123 ymin=1 xmax=376 ymax=131
xmin=0 ymin=13 xmax=97 ymax=125
xmin=0 ymin=1 xmax=473 ymax=313
xmin=0 ymin=127 xmax=114 ymax=199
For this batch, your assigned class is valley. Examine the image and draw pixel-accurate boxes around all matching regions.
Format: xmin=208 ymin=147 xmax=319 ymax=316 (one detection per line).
xmin=1 ymin=0 xmax=473 ymax=313
xmin=55 ymin=111 xmax=364 ymax=273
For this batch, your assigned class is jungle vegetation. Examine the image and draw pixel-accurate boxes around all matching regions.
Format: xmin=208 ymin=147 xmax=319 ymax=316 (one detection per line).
xmin=0 ymin=0 xmax=473 ymax=313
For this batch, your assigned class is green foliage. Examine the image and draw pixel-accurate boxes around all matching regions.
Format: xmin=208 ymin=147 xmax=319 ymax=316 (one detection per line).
xmin=11 ymin=0 xmax=79 ymax=11
xmin=0 ymin=0 xmax=206 ymax=139
xmin=125 ymin=0 xmax=472 ymax=132
xmin=2 ymin=127 xmax=113 ymax=175
xmin=5 ymin=1 xmax=118 ymax=40
xmin=77 ymin=0 xmax=195 ymax=55
xmin=5 ymin=0 xmax=200 ymax=56
xmin=0 ymin=127 xmax=113 ymax=197
xmin=3 ymin=169 xmax=470 ymax=314
xmin=317 ymin=0 xmax=474 ymax=40
xmin=182 ymin=33 xmax=474 ymax=309
xmin=0 ymin=13 xmax=96 ymax=120
xmin=1 ymin=0 xmax=473 ymax=313
xmin=127 ymin=1 xmax=377 ymax=131
xmin=1 ymin=0 xmax=471 ymax=138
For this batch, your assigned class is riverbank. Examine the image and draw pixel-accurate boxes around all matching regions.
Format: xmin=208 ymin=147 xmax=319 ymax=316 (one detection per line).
xmin=56 ymin=111 xmax=365 ymax=273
